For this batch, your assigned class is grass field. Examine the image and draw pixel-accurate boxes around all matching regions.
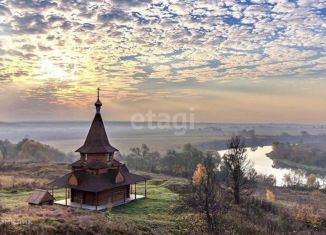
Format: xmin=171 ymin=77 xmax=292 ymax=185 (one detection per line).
xmin=0 ymin=177 xmax=187 ymax=234
xmin=110 ymin=180 xmax=183 ymax=234
xmin=0 ymin=188 xmax=66 ymax=209
xmin=1 ymin=168 xmax=326 ymax=234
xmin=0 ymin=191 xmax=31 ymax=209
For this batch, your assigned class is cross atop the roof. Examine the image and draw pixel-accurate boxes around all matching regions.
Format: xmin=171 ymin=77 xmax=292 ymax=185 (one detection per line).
xmin=95 ymin=87 xmax=102 ymax=114
xmin=76 ymin=87 xmax=118 ymax=154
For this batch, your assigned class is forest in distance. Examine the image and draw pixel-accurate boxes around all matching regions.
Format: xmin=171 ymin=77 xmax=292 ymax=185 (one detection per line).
xmin=268 ymin=142 xmax=326 ymax=173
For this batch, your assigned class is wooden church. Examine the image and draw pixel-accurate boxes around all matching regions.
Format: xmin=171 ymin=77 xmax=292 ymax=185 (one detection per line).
xmin=50 ymin=89 xmax=147 ymax=210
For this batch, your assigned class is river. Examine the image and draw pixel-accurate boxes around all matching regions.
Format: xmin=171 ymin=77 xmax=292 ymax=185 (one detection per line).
xmin=218 ymin=146 xmax=325 ymax=187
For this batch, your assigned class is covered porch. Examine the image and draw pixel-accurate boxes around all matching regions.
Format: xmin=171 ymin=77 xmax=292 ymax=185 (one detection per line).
xmin=54 ymin=194 xmax=145 ymax=211
xmin=50 ymin=181 xmax=148 ymax=211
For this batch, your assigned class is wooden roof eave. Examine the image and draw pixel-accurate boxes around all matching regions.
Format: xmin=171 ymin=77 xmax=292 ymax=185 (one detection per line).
xmin=48 ymin=172 xmax=149 ymax=192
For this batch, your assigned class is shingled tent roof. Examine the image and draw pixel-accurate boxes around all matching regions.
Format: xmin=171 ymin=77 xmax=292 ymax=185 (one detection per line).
xmin=28 ymin=189 xmax=55 ymax=205
xmin=76 ymin=113 xmax=118 ymax=154
xmin=49 ymin=168 xmax=148 ymax=192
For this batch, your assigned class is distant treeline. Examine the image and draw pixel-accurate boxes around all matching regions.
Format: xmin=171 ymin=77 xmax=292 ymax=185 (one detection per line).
xmin=121 ymin=143 xmax=213 ymax=178
xmin=0 ymin=138 xmax=75 ymax=162
xmin=197 ymin=129 xmax=326 ymax=150
xmin=120 ymin=143 xmax=232 ymax=180
xmin=268 ymin=142 xmax=326 ymax=173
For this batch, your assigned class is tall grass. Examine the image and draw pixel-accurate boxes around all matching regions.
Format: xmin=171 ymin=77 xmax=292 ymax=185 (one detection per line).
xmin=0 ymin=175 xmax=47 ymax=191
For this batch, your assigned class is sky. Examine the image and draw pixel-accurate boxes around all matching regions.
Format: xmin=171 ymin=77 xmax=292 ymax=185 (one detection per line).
xmin=0 ymin=0 xmax=326 ymax=123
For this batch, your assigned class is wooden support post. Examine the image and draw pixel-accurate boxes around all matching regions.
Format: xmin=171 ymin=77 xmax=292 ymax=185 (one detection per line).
xmin=108 ymin=196 xmax=113 ymax=212
xmin=135 ymin=183 xmax=137 ymax=200
xmin=80 ymin=192 xmax=83 ymax=208
xmin=51 ymin=186 xmax=54 ymax=197
xmin=65 ymin=188 xmax=67 ymax=205
xmin=95 ymin=192 xmax=98 ymax=211
xmin=130 ymin=184 xmax=133 ymax=194
xmin=145 ymin=181 xmax=147 ymax=198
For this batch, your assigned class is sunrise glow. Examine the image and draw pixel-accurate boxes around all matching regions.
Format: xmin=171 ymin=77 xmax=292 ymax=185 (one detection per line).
xmin=0 ymin=0 xmax=325 ymax=122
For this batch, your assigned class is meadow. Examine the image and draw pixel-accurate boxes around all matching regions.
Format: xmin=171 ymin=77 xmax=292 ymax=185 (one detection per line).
xmin=0 ymin=164 xmax=187 ymax=234
xmin=1 ymin=154 xmax=326 ymax=234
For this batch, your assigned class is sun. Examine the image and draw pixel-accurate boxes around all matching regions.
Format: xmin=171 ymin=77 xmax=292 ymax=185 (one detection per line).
xmin=38 ymin=59 xmax=74 ymax=80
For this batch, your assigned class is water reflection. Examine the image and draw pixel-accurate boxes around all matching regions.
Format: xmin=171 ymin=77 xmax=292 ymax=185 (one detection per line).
xmin=218 ymin=146 xmax=325 ymax=187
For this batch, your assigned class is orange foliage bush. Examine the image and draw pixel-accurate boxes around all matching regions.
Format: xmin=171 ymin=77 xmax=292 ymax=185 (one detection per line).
xmin=295 ymin=205 xmax=322 ymax=228
xmin=265 ymin=189 xmax=276 ymax=202
xmin=192 ymin=163 xmax=207 ymax=185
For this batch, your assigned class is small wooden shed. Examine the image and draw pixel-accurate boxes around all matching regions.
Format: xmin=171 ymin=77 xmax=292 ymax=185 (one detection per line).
xmin=28 ymin=189 xmax=55 ymax=205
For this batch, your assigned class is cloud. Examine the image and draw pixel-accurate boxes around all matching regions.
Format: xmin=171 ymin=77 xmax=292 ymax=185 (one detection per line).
xmin=0 ymin=0 xmax=325 ymax=109
xmin=0 ymin=3 xmax=11 ymax=15
xmin=97 ymin=8 xmax=132 ymax=23
xmin=21 ymin=44 xmax=36 ymax=51
xmin=79 ymin=23 xmax=96 ymax=31
xmin=112 ymin=0 xmax=151 ymax=7
xmin=10 ymin=0 xmax=57 ymax=9
xmin=48 ymin=15 xmax=65 ymax=23
xmin=111 ymin=0 xmax=152 ymax=11
xmin=10 ymin=13 xmax=48 ymax=34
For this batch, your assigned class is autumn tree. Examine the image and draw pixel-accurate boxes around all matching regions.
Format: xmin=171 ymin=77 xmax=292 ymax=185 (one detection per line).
xmin=181 ymin=152 xmax=225 ymax=234
xmin=306 ymin=174 xmax=320 ymax=189
xmin=258 ymin=174 xmax=276 ymax=187
xmin=130 ymin=144 xmax=149 ymax=159
xmin=140 ymin=144 xmax=149 ymax=158
xmin=266 ymin=190 xmax=276 ymax=202
xmin=283 ymin=173 xmax=292 ymax=187
xmin=0 ymin=141 xmax=8 ymax=160
xmin=160 ymin=144 xmax=205 ymax=177
xmin=222 ymin=136 xmax=257 ymax=204
xmin=192 ymin=163 xmax=207 ymax=185
xmin=129 ymin=144 xmax=150 ymax=170
xmin=282 ymin=170 xmax=306 ymax=188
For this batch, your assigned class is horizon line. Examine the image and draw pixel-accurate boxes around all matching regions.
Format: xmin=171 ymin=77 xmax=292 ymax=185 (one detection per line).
xmin=1 ymin=120 xmax=326 ymax=125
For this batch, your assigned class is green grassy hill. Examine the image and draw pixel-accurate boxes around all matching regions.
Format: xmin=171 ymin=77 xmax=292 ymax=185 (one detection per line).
xmin=0 ymin=177 xmax=187 ymax=235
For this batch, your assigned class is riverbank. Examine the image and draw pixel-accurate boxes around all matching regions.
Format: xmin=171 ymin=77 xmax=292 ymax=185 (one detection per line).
xmin=267 ymin=142 xmax=326 ymax=177
xmin=268 ymin=157 xmax=326 ymax=176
